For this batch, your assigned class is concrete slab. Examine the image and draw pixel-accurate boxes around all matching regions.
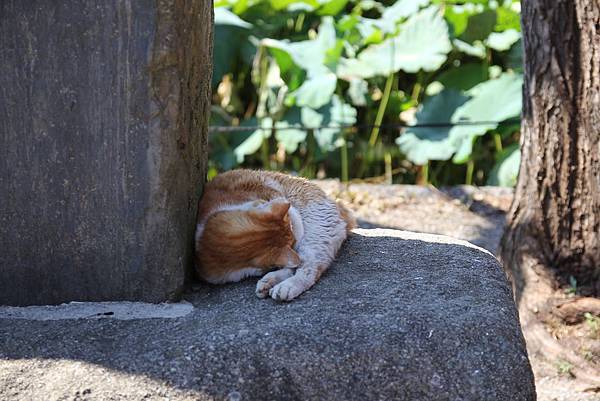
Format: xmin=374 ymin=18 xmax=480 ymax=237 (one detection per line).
xmin=0 ymin=229 xmax=536 ymax=401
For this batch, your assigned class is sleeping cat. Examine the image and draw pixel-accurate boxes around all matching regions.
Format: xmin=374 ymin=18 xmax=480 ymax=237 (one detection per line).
xmin=194 ymin=169 xmax=355 ymax=301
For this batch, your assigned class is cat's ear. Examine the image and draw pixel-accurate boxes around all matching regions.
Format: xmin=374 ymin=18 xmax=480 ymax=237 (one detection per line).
xmin=265 ymin=198 xmax=290 ymax=219
xmin=274 ymin=246 xmax=301 ymax=268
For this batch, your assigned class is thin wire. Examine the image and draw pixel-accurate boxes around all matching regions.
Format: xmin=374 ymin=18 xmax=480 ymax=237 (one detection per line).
xmin=208 ymin=118 xmax=521 ymax=133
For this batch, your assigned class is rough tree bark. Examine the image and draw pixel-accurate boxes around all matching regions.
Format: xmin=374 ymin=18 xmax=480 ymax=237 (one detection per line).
xmin=501 ymin=0 xmax=599 ymax=384
xmin=0 ymin=0 xmax=213 ymax=305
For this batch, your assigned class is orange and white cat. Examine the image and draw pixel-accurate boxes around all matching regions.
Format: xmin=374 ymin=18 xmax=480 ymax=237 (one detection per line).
xmin=195 ymin=169 xmax=355 ymax=301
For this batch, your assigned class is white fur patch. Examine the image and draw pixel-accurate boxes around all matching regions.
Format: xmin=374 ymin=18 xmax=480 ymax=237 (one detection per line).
xmin=288 ymin=206 xmax=304 ymax=243
xmin=205 ymin=267 xmax=263 ymax=284
xmin=194 ymin=223 xmax=205 ymax=242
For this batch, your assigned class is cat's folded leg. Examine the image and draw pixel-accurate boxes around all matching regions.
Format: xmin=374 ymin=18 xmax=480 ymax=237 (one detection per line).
xmin=269 ymin=262 xmax=326 ymax=301
xmin=255 ymin=268 xmax=295 ymax=298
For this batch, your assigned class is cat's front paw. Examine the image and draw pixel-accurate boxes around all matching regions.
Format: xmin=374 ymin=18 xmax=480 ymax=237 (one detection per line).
xmin=269 ymin=277 xmax=305 ymax=301
xmin=256 ymin=268 xmax=294 ymax=299
xmin=256 ymin=276 xmax=275 ymax=298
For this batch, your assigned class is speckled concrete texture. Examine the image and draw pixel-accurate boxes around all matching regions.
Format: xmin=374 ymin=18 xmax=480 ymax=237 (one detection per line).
xmin=0 ymin=229 xmax=535 ymax=401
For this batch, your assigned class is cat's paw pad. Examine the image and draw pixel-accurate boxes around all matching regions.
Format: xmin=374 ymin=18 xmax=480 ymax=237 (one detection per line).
xmin=269 ymin=279 xmax=304 ymax=301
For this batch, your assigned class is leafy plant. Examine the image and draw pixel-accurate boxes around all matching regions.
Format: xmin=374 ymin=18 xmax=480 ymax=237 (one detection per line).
xmin=209 ymin=0 xmax=524 ymax=185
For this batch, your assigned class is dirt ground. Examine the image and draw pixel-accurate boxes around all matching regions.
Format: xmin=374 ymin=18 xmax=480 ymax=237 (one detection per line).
xmin=315 ymin=180 xmax=600 ymax=401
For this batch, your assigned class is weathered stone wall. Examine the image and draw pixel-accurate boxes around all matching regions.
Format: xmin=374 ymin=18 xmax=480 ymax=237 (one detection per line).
xmin=0 ymin=0 xmax=213 ymax=305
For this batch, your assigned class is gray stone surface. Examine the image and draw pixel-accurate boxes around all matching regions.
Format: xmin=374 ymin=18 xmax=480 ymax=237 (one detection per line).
xmin=0 ymin=0 xmax=212 ymax=305
xmin=0 ymin=229 xmax=536 ymax=400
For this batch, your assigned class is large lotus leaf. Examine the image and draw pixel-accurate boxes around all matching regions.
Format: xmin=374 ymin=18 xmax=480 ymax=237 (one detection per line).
xmin=357 ymin=6 xmax=451 ymax=75
xmin=234 ymin=118 xmax=273 ymax=163
xmin=262 ymin=17 xmax=336 ymax=76
xmin=301 ymin=95 xmax=356 ymax=151
xmin=486 ymin=29 xmax=520 ymax=51
xmin=448 ymin=73 xmax=523 ymax=163
xmin=487 ymin=145 xmax=520 ymax=187
xmin=336 ymin=57 xmax=377 ymax=80
xmin=381 ymin=0 xmax=429 ymax=24
xmin=435 ymin=63 xmax=488 ymax=91
xmin=275 ymin=122 xmax=307 ymax=153
xmin=366 ymin=0 xmax=429 ymax=33
xmin=293 ymin=72 xmax=337 ymax=108
xmin=214 ymin=7 xmax=252 ymax=28
xmin=396 ymin=89 xmax=469 ymax=165
xmin=213 ymin=9 xmax=253 ymax=87
xmin=301 ymin=106 xmax=325 ymax=128
xmin=460 ymin=10 xmax=496 ymax=43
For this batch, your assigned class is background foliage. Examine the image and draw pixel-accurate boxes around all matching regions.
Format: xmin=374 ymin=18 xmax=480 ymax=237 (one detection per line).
xmin=209 ymin=0 xmax=523 ymax=186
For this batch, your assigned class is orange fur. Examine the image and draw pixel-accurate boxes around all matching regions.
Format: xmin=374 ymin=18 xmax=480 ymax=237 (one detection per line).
xmin=194 ymin=169 xmax=355 ymax=293
xmin=195 ymin=170 xmax=303 ymax=283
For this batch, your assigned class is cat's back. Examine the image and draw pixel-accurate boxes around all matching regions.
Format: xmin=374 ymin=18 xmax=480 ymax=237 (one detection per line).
xmin=198 ymin=170 xmax=279 ymax=221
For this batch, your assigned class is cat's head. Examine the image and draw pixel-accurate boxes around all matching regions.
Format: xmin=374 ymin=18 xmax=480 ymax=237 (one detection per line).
xmin=197 ymin=199 xmax=301 ymax=280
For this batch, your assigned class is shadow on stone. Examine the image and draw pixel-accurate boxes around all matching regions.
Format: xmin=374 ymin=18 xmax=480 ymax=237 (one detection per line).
xmin=0 ymin=229 xmax=536 ymax=401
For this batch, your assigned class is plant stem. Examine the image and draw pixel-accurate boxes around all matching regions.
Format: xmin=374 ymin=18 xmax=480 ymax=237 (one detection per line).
xmin=419 ymin=162 xmax=429 ymax=185
xmin=261 ymin=129 xmax=270 ymax=170
xmin=411 ymin=81 xmax=422 ymax=102
xmin=341 ymin=138 xmax=349 ymax=183
xmin=368 ymin=73 xmax=395 ymax=147
xmin=384 ymin=152 xmax=392 ymax=184
xmin=465 ymin=160 xmax=474 ymax=185
xmin=494 ymin=133 xmax=503 ymax=152
xmin=295 ymin=13 xmax=305 ymax=32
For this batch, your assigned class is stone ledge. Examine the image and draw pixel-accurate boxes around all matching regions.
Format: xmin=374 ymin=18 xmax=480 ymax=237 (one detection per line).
xmin=0 ymin=229 xmax=535 ymax=401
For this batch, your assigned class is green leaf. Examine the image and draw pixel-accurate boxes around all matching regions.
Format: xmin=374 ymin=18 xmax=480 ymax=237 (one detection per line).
xmin=214 ymin=8 xmax=253 ymax=28
xmin=213 ymin=25 xmax=251 ymax=87
xmin=436 ymin=63 xmax=488 ymax=91
xmin=336 ymin=57 xmax=377 ymax=80
xmin=486 ymin=29 xmax=520 ymax=51
xmin=347 ymin=78 xmax=368 ymax=106
xmin=262 ymin=17 xmax=337 ymax=76
xmin=274 ymin=116 xmax=307 ymax=153
xmin=449 ymin=73 xmax=523 ymax=163
xmin=444 ymin=5 xmax=471 ymax=37
xmin=381 ymin=0 xmax=430 ymax=22
xmin=396 ymin=89 xmax=469 ymax=165
xmin=355 ymin=18 xmax=386 ymax=42
xmin=460 ymin=10 xmax=496 ymax=43
xmin=487 ymin=145 xmax=520 ymax=187
xmin=495 ymin=6 xmax=521 ymax=32
xmin=505 ymin=39 xmax=523 ymax=72
xmin=233 ymin=118 xmax=273 ymax=163
xmin=453 ymin=39 xmax=486 ymax=58
xmin=294 ymin=72 xmax=337 ymax=108
xmin=301 ymin=95 xmax=356 ymax=151
xmin=317 ymin=0 xmax=349 ymax=16
xmin=269 ymin=0 xmax=319 ymax=11
xmin=357 ymin=6 xmax=451 ymax=75
xmin=361 ymin=0 xmax=430 ymax=35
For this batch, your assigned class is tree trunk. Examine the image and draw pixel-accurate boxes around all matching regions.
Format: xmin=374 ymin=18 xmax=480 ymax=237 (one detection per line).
xmin=501 ymin=0 xmax=599 ymax=385
xmin=0 ymin=0 xmax=213 ymax=305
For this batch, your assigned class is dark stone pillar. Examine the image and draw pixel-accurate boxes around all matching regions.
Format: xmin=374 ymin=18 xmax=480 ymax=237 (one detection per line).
xmin=0 ymin=0 xmax=213 ymax=305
